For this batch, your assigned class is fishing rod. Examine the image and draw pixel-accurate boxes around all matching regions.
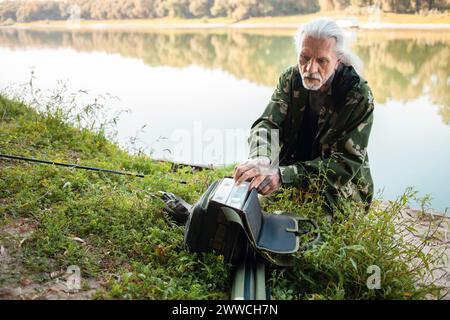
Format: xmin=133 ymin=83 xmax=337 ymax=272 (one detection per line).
xmin=0 ymin=153 xmax=143 ymax=178
xmin=0 ymin=153 xmax=218 ymax=184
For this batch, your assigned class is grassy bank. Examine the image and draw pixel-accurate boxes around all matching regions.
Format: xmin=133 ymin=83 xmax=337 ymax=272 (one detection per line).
xmin=0 ymin=92 xmax=447 ymax=299
xmin=9 ymin=11 xmax=450 ymax=30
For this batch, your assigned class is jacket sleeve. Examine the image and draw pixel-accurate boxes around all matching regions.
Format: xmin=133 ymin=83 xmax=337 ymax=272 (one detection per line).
xmin=279 ymin=86 xmax=374 ymax=196
xmin=248 ymin=67 xmax=292 ymax=160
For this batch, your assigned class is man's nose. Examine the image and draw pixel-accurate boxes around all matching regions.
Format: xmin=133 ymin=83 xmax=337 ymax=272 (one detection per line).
xmin=306 ymin=59 xmax=318 ymax=73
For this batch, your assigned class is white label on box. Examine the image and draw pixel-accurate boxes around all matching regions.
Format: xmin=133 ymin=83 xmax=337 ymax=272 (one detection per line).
xmin=211 ymin=178 xmax=235 ymax=203
xmin=212 ymin=178 xmax=249 ymax=210
xmin=226 ymin=183 xmax=249 ymax=210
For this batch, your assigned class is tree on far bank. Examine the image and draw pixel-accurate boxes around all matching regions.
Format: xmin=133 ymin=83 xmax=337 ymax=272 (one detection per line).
xmin=1 ymin=0 xmax=449 ymax=23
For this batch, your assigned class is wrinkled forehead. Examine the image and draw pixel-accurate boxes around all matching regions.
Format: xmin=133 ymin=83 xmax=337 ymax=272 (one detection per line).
xmin=300 ymin=35 xmax=337 ymax=57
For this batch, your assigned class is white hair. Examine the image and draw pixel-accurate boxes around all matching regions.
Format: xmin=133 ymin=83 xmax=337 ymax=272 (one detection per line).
xmin=294 ymin=18 xmax=364 ymax=75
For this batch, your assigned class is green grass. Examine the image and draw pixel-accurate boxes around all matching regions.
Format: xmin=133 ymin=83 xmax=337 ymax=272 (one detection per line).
xmin=0 ymin=89 xmax=447 ymax=299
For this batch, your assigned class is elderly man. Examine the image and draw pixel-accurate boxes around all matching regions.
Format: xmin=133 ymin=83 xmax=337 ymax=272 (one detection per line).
xmin=234 ymin=19 xmax=374 ymax=212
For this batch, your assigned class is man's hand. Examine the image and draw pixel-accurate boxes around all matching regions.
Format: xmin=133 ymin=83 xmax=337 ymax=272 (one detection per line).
xmin=233 ymin=157 xmax=281 ymax=196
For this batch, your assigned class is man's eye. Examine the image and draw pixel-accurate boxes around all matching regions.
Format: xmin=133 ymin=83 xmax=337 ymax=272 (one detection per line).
xmin=318 ymin=59 xmax=329 ymax=64
xmin=300 ymin=55 xmax=310 ymax=61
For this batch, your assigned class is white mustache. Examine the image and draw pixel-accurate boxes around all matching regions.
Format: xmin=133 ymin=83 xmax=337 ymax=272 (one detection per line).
xmin=303 ymin=73 xmax=322 ymax=81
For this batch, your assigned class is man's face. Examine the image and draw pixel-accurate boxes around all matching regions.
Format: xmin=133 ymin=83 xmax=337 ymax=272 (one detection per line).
xmin=298 ymin=36 xmax=340 ymax=91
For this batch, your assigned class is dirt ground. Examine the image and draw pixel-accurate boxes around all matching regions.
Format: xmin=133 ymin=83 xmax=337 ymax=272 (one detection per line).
xmin=395 ymin=207 xmax=450 ymax=299
xmin=0 ymin=217 xmax=100 ymax=300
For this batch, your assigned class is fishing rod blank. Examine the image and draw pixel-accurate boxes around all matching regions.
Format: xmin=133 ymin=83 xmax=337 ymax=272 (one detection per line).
xmin=0 ymin=153 xmax=145 ymax=178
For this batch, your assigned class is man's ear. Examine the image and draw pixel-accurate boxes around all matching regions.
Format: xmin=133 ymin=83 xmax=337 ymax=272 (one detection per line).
xmin=335 ymin=60 xmax=341 ymax=71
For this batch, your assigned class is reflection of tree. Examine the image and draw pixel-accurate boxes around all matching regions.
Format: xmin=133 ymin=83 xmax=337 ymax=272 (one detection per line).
xmin=0 ymin=28 xmax=297 ymax=85
xmin=354 ymin=32 xmax=450 ymax=124
xmin=0 ymin=28 xmax=448 ymax=124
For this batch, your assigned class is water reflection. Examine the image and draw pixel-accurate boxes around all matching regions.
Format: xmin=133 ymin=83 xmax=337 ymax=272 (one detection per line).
xmin=355 ymin=31 xmax=450 ymax=124
xmin=0 ymin=28 xmax=448 ymax=124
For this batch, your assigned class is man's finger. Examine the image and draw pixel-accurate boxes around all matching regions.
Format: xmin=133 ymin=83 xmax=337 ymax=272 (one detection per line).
xmin=249 ymin=175 xmax=266 ymax=190
xmin=260 ymin=175 xmax=281 ymax=195
xmin=259 ymin=177 xmax=274 ymax=194
xmin=257 ymin=176 xmax=271 ymax=191
xmin=261 ymin=180 xmax=278 ymax=195
xmin=236 ymin=168 xmax=259 ymax=185
xmin=233 ymin=164 xmax=252 ymax=181
xmin=260 ymin=185 xmax=271 ymax=195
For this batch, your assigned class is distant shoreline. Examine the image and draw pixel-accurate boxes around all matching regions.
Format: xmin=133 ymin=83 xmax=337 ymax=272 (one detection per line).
xmin=2 ymin=12 xmax=450 ymax=31
xmin=4 ymin=22 xmax=450 ymax=32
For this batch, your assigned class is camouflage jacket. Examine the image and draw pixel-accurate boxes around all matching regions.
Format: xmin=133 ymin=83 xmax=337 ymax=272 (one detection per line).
xmin=249 ymin=64 xmax=374 ymax=208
